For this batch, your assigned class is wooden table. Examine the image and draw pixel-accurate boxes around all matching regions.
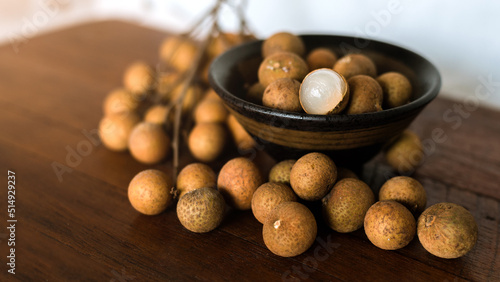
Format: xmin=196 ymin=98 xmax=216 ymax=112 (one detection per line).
xmin=0 ymin=21 xmax=499 ymax=281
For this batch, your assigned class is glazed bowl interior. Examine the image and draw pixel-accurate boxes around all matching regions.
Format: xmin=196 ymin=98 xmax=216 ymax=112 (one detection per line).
xmin=209 ymin=35 xmax=441 ymax=167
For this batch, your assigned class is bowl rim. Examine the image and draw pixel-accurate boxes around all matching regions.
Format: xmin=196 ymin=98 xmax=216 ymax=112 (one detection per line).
xmin=209 ymin=34 xmax=441 ymax=129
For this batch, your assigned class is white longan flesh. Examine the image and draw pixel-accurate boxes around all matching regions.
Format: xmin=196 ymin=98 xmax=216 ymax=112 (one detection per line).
xmin=299 ymin=69 xmax=347 ymax=115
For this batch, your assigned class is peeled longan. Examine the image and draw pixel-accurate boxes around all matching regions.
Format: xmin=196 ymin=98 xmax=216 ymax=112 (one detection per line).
xmin=103 ymin=88 xmax=140 ymax=115
xmin=194 ymin=99 xmax=228 ymax=124
xmin=123 ymin=61 xmax=155 ymax=97
xmin=333 ymin=54 xmax=377 ymax=79
xmin=290 ymin=152 xmax=337 ymax=201
xmin=217 ymin=157 xmax=263 ymax=210
xmin=188 ymin=123 xmax=227 ymax=162
xmin=262 ymin=32 xmax=305 ymax=58
xmin=128 ymin=122 xmax=171 ymax=164
xmin=258 ymin=52 xmax=309 ymax=87
xmin=246 ymin=82 xmax=266 ymax=105
xmin=262 ymin=78 xmax=302 ymax=112
xmin=251 ymin=182 xmax=297 ymax=224
xmin=176 ymin=163 xmax=216 ymax=199
xmin=385 ymin=130 xmax=423 ymax=174
xmin=227 ymin=114 xmax=256 ymax=151
xmin=128 ymin=169 xmax=174 ymax=215
xmin=306 ymin=48 xmax=338 ymax=70
xmin=345 ymin=75 xmax=383 ymax=114
xmin=159 ymin=36 xmax=198 ymax=73
xmin=99 ymin=112 xmax=140 ymax=151
xmin=322 ymin=178 xmax=375 ymax=233
xmin=376 ymin=72 xmax=412 ymax=109
xmin=379 ymin=176 xmax=427 ymax=215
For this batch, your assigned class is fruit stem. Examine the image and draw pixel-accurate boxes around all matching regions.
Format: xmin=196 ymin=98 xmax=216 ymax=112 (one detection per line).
xmin=274 ymin=220 xmax=281 ymax=229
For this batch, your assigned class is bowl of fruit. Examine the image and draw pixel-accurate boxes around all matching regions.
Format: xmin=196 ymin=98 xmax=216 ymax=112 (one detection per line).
xmin=209 ymin=33 xmax=441 ymax=167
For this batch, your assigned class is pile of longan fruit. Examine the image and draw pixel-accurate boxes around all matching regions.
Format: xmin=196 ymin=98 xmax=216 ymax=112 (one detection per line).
xmin=101 ymin=31 xmax=478 ymax=260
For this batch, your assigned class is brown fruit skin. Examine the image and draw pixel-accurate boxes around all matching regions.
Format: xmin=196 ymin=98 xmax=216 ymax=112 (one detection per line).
xmin=188 ymin=123 xmax=227 ymax=162
xmin=333 ymin=54 xmax=377 ymax=79
xmin=258 ymin=52 xmax=309 ymax=87
xmin=176 ymin=163 xmax=217 ymax=199
xmin=128 ymin=122 xmax=171 ymax=164
xmin=290 ymin=152 xmax=337 ymax=201
xmin=246 ymin=82 xmax=266 ymax=105
xmin=262 ymin=78 xmax=302 ymax=112
xmin=103 ymin=88 xmax=140 ymax=115
xmin=170 ymin=84 xmax=203 ymax=114
xmin=269 ymin=159 xmax=296 ymax=186
xmin=306 ymin=48 xmax=338 ymax=71
xmin=262 ymin=32 xmax=305 ymax=58
xmin=364 ymin=200 xmax=416 ymax=250
xmin=336 ymin=167 xmax=358 ymax=181
xmin=123 ymin=61 xmax=155 ymax=97
xmin=376 ymin=72 xmax=412 ymax=109
xmin=417 ymin=203 xmax=478 ymax=259
xmin=128 ymin=169 xmax=174 ymax=215
xmin=217 ymin=157 xmax=264 ymax=210
xmin=251 ymin=182 xmax=297 ymax=224
xmin=346 ymin=75 xmax=383 ymax=114
xmin=379 ymin=176 xmax=427 ymax=215
xmin=144 ymin=105 xmax=171 ymax=125
xmin=263 ymin=202 xmax=317 ymax=257
xmin=194 ymin=99 xmax=228 ymax=124
xmin=156 ymin=72 xmax=181 ymax=102
xmin=159 ymin=36 xmax=197 ymax=73
xmin=176 ymin=187 xmax=225 ymax=233
xmin=385 ymin=130 xmax=423 ymax=174
xmin=323 ymin=178 xmax=375 ymax=233
xmin=99 ymin=112 xmax=140 ymax=151
xmin=226 ymin=114 xmax=256 ymax=151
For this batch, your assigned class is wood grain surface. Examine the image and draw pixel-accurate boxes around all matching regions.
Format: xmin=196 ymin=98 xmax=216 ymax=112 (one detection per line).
xmin=0 ymin=20 xmax=499 ymax=281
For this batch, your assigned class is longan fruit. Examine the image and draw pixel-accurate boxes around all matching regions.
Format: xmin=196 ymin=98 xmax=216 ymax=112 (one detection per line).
xmin=385 ymin=130 xmax=424 ymax=174
xmin=262 ymin=78 xmax=302 ymax=112
xmin=345 ymin=75 xmax=383 ymax=114
xmin=376 ymin=72 xmax=412 ymax=109
xmin=156 ymin=71 xmax=181 ymax=102
xmin=290 ymin=152 xmax=337 ymax=201
xmin=379 ymin=176 xmax=427 ymax=215
xmin=417 ymin=203 xmax=478 ymax=259
xmin=188 ymin=123 xmax=227 ymax=162
xmin=251 ymin=182 xmax=297 ymax=224
xmin=193 ymin=99 xmax=228 ymax=124
xmin=246 ymin=82 xmax=266 ymax=105
xmin=103 ymin=88 xmax=140 ymax=115
xmin=227 ymin=114 xmax=256 ymax=151
xmin=144 ymin=104 xmax=174 ymax=126
xmin=306 ymin=48 xmax=338 ymax=70
xmin=268 ymin=159 xmax=296 ymax=186
xmin=159 ymin=36 xmax=198 ymax=73
xmin=177 ymin=187 xmax=225 ymax=233
xmin=322 ymin=178 xmax=375 ymax=233
xmin=170 ymin=83 xmax=203 ymax=114
xmin=263 ymin=202 xmax=317 ymax=257
xmin=128 ymin=169 xmax=174 ymax=215
xmin=333 ymin=54 xmax=377 ymax=79
xmin=258 ymin=52 xmax=309 ymax=87
xmin=364 ymin=200 xmax=416 ymax=250
xmin=208 ymin=32 xmax=255 ymax=59
xmin=128 ymin=122 xmax=171 ymax=164
xmin=336 ymin=167 xmax=358 ymax=181
xmin=217 ymin=157 xmax=263 ymax=210
xmin=262 ymin=32 xmax=305 ymax=58
xmin=176 ymin=163 xmax=217 ymax=199
xmin=99 ymin=112 xmax=140 ymax=151
xmin=203 ymin=88 xmax=222 ymax=103
xmin=123 ymin=61 xmax=155 ymax=97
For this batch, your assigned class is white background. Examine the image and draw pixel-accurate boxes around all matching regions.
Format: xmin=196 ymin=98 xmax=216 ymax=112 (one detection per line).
xmin=1 ymin=0 xmax=499 ymax=109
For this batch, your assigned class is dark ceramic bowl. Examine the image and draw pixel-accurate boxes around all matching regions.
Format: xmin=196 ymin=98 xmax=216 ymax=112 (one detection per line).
xmin=209 ymin=35 xmax=441 ymax=166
